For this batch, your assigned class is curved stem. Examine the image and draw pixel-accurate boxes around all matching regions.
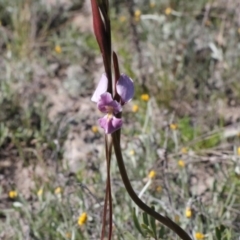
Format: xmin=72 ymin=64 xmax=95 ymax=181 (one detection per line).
xmin=112 ymin=132 xmax=192 ymax=240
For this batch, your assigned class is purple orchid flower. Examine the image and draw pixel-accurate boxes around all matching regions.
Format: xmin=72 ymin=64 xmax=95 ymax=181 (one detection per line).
xmin=91 ymin=73 xmax=134 ymax=134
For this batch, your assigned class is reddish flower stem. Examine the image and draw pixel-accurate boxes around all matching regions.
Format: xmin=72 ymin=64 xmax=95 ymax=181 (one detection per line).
xmin=112 ymin=132 xmax=192 ymax=240
xmin=101 ymin=135 xmax=113 ymax=240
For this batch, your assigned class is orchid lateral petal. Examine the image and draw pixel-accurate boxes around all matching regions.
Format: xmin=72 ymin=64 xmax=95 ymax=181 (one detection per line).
xmin=97 ymin=92 xmax=122 ymax=114
xmin=98 ymin=115 xmax=123 ymax=134
xmin=91 ymin=74 xmax=108 ymax=102
xmin=116 ymin=74 xmax=134 ymax=104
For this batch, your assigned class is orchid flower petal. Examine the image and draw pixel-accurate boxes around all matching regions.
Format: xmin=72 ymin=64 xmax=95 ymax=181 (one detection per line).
xmin=98 ymin=115 xmax=123 ymax=134
xmin=91 ymin=73 xmax=108 ymax=102
xmin=97 ymin=92 xmax=122 ymax=114
xmin=116 ymin=74 xmax=134 ymax=104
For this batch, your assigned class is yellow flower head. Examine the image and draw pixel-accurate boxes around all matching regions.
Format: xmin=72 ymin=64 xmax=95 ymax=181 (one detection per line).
xmin=119 ymin=16 xmax=126 ymax=23
xmin=65 ymin=232 xmax=71 ymax=238
xmin=78 ymin=212 xmax=88 ymax=226
xmin=134 ymin=9 xmax=141 ymax=18
xmin=195 ymin=232 xmax=204 ymax=239
xmin=150 ymin=2 xmax=156 ymax=8
xmin=174 ymin=214 xmax=180 ymax=222
xmin=54 ymin=187 xmax=62 ymax=195
xmin=132 ymin=104 xmax=139 ymax=113
xmin=134 ymin=9 xmax=141 ymax=22
xmin=129 ymin=150 xmax=135 ymax=156
xmin=165 ymin=7 xmax=172 ymax=15
xmin=8 ymin=190 xmax=17 ymax=199
xmin=141 ymin=94 xmax=149 ymax=101
xmin=237 ymin=147 xmax=240 ymax=156
xmin=148 ymin=170 xmax=156 ymax=179
xmin=170 ymin=123 xmax=178 ymax=130
xmin=178 ymin=160 xmax=185 ymax=168
xmin=37 ymin=188 xmax=43 ymax=196
xmin=185 ymin=207 xmax=192 ymax=218
xmin=205 ymin=20 xmax=211 ymax=26
xmin=181 ymin=147 xmax=188 ymax=154
xmin=156 ymin=186 xmax=162 ymax=192
xmin=54 ymin=45 xmax=62 ymax=54
xmin=91 ymin=125 xmax=99 ymax=133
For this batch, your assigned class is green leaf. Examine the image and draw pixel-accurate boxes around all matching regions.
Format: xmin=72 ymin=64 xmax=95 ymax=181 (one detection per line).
xmin=124 ymin=231 xmax=137 ymax=240
xmin=141 ymin=223 xmax=154 ymax=236
xmin=215 ymin=225 xmax=226 ymax=240
xmin=132 ymin=208 xmax=145 ymax=236
xmin=142 ymin=212 xmax=149 ymax=226
xmin=195 ymin=134 xmax=221 ymax=149
xmin=178 ymin=117 xmax=195 ymax=142
xmin=158 ymin=226 xmax=165 ymax=238
xmin=149 ymin=206 xmax=157 ymax=239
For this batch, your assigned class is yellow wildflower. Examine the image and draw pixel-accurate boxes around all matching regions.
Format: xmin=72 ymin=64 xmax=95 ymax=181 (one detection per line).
xmin=134 ymin=9 xmax=141 ymax=22
xmin=174 ymin=214 xmax=180 ymax=223
xmin=78 ymin=212 xmax=88 ymax=226
xmin=37 ymin=188 xmax=43 ymax=196
xmin=54 ymin=45 xmax=62 ymax=54
xmin=141 ymin=94 xmax=149 ymax=101
xmin=181 ymin=147 xmax=188 ymax=154
xmin=156 ymin=186 xmax=162 ymax=192
xmin=148 ymin=170 xmax=156 ymax=179
xmin=150 ymin=2 xmax=156 ymax=8
xmin=165 ymin=7 xmax=172 ymax=15
xmin=195 ymin=232 xmax=204 ymax=239
xmin=119 ymin=16 xmax=126 ymax=23
xmin=237 ymin=147 xmax=240 ymax=155
xmin=205 ymin=20 xmax=211 ymax=26
xmin=129 ymin=150 xmax=135 ymax=156
xmin=170 ymin=123 xmax=178 ymax=130
xmin=91 ymin=125 xmax=99 ymax=133
xmin=178 ymin=160 xmax=185 ymax=168
xmin=185 ymin=207 xmax=192 ymax=218
xmin=134 ymin=9 xmax=141 ymax=18
xmin=132 ymin=104 xmax=139 ymax=113
xmin=54 ymin=187 xmax=62 ymax=194
xmin=8 ymin=190 xmax=18 ymax=199
xmin=66 ymin=232 xmax=71 ymax=238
